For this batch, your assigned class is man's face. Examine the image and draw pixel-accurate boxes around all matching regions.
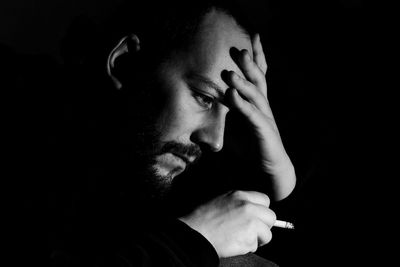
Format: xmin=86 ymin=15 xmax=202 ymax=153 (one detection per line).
xmin=137 ymin=10 xmax=253 ymax=193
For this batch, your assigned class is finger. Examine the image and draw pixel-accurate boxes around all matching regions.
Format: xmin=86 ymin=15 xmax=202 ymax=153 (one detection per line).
xmin=256 ymin=220 xmax=273 ymax=247
xmin=252 ymin=33 xmax=268 ymax=75
xmin=229 ymin=88 xmax=277 ymax=134
xmin=237 ymin=49 xmax=267 ymax=96
xmin=228 ymin=71 xmax=268 ymax=113
xmin=229 ymin=88 xmax=262 ymax=123
xmin=230 ymin=190 xmax=270 ymax=207
xmin=252 ymin=204 xmax=276 ymax=228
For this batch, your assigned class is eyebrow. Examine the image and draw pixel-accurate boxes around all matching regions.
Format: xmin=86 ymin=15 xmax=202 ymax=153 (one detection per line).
xmin=186 ymin=73 xmax=225 ymax=101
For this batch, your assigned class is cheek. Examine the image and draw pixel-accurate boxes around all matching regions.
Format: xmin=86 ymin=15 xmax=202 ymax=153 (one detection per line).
xmin=155 ymin=89 xmax=199 ymax=142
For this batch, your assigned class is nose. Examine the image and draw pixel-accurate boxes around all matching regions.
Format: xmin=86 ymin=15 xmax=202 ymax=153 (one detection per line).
xmin=191 ymin=109 xmax=227 ymax=152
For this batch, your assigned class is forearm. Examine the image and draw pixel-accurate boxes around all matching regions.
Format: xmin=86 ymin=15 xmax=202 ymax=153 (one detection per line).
xmin=270 ymin=160 xmax=296 ymax=201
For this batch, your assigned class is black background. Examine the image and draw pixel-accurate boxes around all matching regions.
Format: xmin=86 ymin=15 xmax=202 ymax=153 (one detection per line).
xmin=1 ymin=0 xmax=386 ymax=266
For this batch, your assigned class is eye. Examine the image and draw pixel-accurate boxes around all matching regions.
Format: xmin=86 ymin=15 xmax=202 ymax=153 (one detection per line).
xmin=192 ymin=91 xmax=215 ymax=109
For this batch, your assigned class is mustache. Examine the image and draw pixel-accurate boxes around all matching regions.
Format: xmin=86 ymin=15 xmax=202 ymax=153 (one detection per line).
xmin=159 ymin=141 xmax=202 ymax=164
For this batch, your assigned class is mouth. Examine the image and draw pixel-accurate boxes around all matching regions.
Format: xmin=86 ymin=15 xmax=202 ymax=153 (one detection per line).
xmin=153 ymin=153 xmax=187 ymax=178
xmin=171 ymin=152 xmax=195 ymax=165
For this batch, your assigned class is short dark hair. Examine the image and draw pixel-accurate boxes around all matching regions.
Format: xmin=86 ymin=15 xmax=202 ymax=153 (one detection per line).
xmin=105 ymin=0 xmax=258 ymax=66
xmin=60 ymin=1 xmax=261 ymax=85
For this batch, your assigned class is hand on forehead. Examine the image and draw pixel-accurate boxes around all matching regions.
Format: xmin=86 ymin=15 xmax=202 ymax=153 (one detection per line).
xmin=180 ymin=10 xmax=254 ymax=93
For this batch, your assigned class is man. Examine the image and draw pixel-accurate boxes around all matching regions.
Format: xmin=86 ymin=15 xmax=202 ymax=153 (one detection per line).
xmin=49 ymin=1 xmax=296 ymax=266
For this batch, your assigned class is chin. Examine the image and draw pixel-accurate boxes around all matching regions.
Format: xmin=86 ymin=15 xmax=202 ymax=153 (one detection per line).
xmin=140 ymin=164 xmax=179 ymax=200
xmin=152 ymin=164 xmax=184 ymax=184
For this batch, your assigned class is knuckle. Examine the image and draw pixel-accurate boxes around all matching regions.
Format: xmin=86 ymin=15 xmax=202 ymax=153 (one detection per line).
xmin=267 ymin=231 xmax=273 ymax=243
xmin=253 ymin=191 xmax=270 ymax=207
xmin=250 ymin=242 xmax=258 ymax=253
xmin=270 ymin=209 xmax=277 ymax=222
xmin=262 ymin=194 xmax=271 ymax=207
xmin=264 ymin=230 xmax=273 ymax=245
xmin=254 ymin=65 xmax=266 ymax=80
xmin=231 ymin=190 xmax=247 ymax=200
xmin=260 ymin=64 xmax=267 ymax=75
xmin=240 ymin=202 xmax=254 ymax=215
xmin=244 ymin=235 xmax=258 ymax=253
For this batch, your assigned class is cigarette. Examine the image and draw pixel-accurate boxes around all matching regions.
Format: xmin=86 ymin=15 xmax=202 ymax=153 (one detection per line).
xmin=274 ymin=220 xmax=295 ymax=230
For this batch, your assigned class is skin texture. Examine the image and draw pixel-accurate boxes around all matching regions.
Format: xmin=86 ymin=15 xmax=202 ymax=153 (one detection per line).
xmin=151 ymin=10 xmax=295 ymax=199
xmin=108 ymin=9 xmax=296 ymax=258
xmin=150 ymin=12 xmax=250 ymax=177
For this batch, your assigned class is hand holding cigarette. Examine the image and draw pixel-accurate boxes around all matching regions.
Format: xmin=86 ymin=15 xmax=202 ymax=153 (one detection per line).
xmin=180 ymin=190 xmax=279 ymax=258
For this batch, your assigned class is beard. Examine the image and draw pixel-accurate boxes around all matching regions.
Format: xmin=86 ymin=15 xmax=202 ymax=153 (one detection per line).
xmin=110 ymin=86 xmax=202 ymax=205
xmin=132 ymin=132 xmax=202 ymax=203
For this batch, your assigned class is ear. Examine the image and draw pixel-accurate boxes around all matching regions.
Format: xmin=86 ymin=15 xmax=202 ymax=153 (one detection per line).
xmin=107 ymin=34 xmax=140 ymax=90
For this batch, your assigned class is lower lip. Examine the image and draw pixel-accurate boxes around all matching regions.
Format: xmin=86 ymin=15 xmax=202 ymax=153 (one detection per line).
xmin=154 ymin=153 xmax=187 ymax=176
xmin=158 ymin=152 xmax=186 ymax=169
xmin=171 ymin=154 xmax=187 ymax=166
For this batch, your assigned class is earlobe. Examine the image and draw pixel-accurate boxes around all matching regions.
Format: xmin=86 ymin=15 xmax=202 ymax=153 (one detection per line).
xmin=107 ymin=34 xmax=140 ymax=89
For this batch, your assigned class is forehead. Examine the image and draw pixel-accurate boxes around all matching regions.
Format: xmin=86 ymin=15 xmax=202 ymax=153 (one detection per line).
xmin=168 ymin=10 xmax=253 ymax=88
xmin=192 ymin=9 xmax=253 ymax=64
